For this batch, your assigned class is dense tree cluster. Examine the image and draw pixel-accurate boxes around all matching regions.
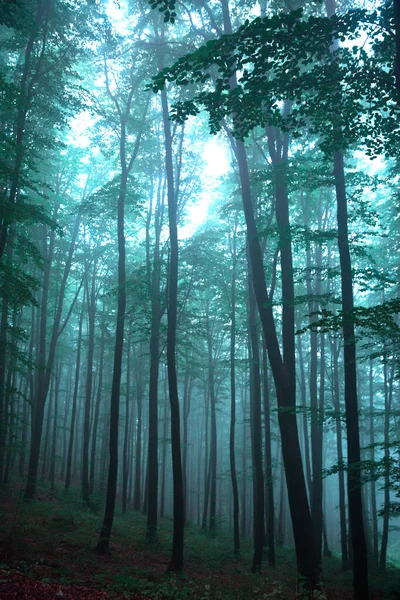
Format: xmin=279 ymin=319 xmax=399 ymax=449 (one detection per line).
xmin=0 ymin=0 xmax=399 ymax=598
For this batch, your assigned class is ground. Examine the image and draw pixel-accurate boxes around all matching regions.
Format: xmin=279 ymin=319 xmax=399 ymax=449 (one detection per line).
xmin=0 ymin=482 xmax=399 ymax=599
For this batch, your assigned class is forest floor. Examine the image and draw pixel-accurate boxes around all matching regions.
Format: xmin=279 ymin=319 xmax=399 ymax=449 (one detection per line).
xmin=0 ymin=482 xmax=399 ymax=600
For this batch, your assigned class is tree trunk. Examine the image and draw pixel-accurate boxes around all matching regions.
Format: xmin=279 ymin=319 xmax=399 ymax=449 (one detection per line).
xmin=122 ymin=329 xmax=132 ymax=515
xmin=160 ymin=77 xmax=184 ymax=572
xmin=95 ymin=162 xmax=128 ymax=553
xmin=65 ymin=301 xmax=84 ymax=491
xmin=247 ymin=271 xmax=264 ymax=573
xmin=333 ymin=149 xmax=369 ymax=598
xmin=235 ymin=135 xmax=319 ymax=590
xmin=133 ymin=364 xmax=143 ymax=511
xmin=379 ymin=358 xmax=394 ymax=570
xmin=262 ymin=343 xmax=275 ymax=566
xmin=160 ymin=386 xmax=168 ymax=518
xmin=201 ymin=388 xmax=210 ymax=530
xmin=83 ymin=264 xmax=96 ymax=504
xmin=229 ymin=217 xmax=240 ymax=555
xmin=49 ymin=364 xmax=61 ymax=490
xmin=297 ymin=331 xmax=312 ymax=496
xmin=330 ymin=333 xmax=349 ymax=570
xmin=90 ymin=319 xmax=105 ymax=495
xmin=240 ymin=385 xmax=247 ymax=538
xmin=146 ymin=175 xmax=165 ymax=538
xmin=369 ymin=359 xmax=378 ymax=566
xmin=304 ymin=217 xmax=323 ymax=564
xmin=206 ymin=302 xmax=217 ymax=534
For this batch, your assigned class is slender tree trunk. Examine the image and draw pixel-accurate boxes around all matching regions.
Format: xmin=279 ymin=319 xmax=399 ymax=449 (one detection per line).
xmin=182 ymin=361 xmax=191 ymax=518
xmin=240 ymin=385 xmax=247 ymax=538
xmin=369 ymin=359 xmax=378 ymax=566
xmin=379 ymin=358 xmax=394 ymax=570
xmin=330 ymin=334 xmax=349 ymax=570
xmin=122 ymin=331 xmax=132 ymax=515
xmin=65 ymin=302 xmax=84 ymax=491
xmin=49 ymin=364 xmax=61 ymax=489
xmin=202 ymin=388 xmax=210 ymax=530
xmin=160 ymin=388 xmax=168 ymax=518
xmin=96 ymin=165 xmax=128 ymax=554
xmin=247 ymin=271 xmax=264 ymax=573
xmin=0 ymin=286 xmax=9 ymax=480
xmin=83 ymin=265 xmax=96 ymax=504
xmin=90 ymin=320 xmax=105 ymax=495
xmin=297 ymin=332 xmax=312 ymax=496
xmin=333 ymin=149 xmax=369 ymax=598
xmin=146 ymin=178 xmax=164 ymax=537
xmin=42 ymin=373 xmax=54 ymax=480
xmin=160 ymin=76 xmax=184 ymax=572
xmin=206 ymin=303 xmax=217 ymax=534
xmin=229 ymin=217 xmax=240 ymax=555
xmin=262 ymin=343 xmax=275 ymax=566
xmin=133 ymin=367 xmax=143 ymax=511
xmin=304 ymin=225 xmax=323 ymax=564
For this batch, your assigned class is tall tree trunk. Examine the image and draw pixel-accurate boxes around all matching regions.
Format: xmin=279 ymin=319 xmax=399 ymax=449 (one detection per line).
xmin=160 ymin=74 xmax=184 ymax=571
xmin=65 ymin=303 xmax=84 ymax=491
xmin=122 ymin=330 xmax=132 ymax=514
xmin=146 ymin=175 xmax=165 ymax=538
xmin=201 ymin=388 xmax=210 ymax=530
xmin=49 ymin=364 xmax=61 ymax=490
xmin=240 ymin=385 xmax=247 ymax=538
xmin=330 ymin=333 xmax=349 ymax=570
xmin=333 ymin=149 xmax=369 ymax=598
xmin=90 ymin=319 xmax=105 ymax=495
xmin=96 ymin=162 xmax=127 ymax=553
xmin=83 ymin=264 xmax=96 ymax=504
xmin=379 ymin=358 xmax=394 ymax=570
xmin=95 ymin=51 xmax=145 ymax=550
xmin=133 ymin=362 xmax=143 ymax=511
xmin=229 ymin=217 xmax=240 ymax=555
xmin=42 ymin=372 xmax=54 ymax=480
xmin=160 ymin=386 xmax=168 ymax=518
xmin=247 ymin=271 xmax=264 ymax=573
xmin=0 ymin=280 xmax=9 ymax=480
xmin=262 ymin=343 xmax=275 ymax=566
xmin=206 ymin=302 xmax=217 ymax=534
xmin=369 ymin=359 xmax=378 ymax=566
xmin=297 ymin=331 xmax=312 ymax=496
xmin=324 ymin=0 xmax=369 ymax=592
xmin=304 ymin=219 xmax=323 ymax=564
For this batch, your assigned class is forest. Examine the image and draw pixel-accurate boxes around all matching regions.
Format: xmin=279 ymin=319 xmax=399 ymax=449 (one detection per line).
xmin=0 ymin=0 xmax=399 ymax=598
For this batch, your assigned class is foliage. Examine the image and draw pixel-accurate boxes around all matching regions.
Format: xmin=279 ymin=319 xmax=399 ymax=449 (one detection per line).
xmin=150 ymin=7 xmax=398 ymax=156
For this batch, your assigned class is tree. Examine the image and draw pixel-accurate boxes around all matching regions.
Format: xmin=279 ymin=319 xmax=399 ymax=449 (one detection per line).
xmin=95 ymin=35 xmax=148 ymax=554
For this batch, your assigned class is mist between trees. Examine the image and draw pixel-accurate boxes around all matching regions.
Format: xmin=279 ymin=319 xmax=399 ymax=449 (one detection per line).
xmin=0 ymin=0 xmax=399 ymax=598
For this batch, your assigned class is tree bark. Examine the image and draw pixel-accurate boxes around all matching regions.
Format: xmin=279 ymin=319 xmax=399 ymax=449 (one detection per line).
xmin=229 ymin=217 xmax=240 ymax=555
xmin=247 ymin=270 xmax=264 ymax=573
xmin=262 ymin=343 xmax=275 ymax=566
xmin=234 ymin=137 xmax=319 ymax=590
xmin=333 ymin=149 xmax=369 ymax=598
xmin=159 ymin=71 xmax=185 ymax=570
xmin=65 ymin=302 xmax=84 ymax=491
xmin=83 ymin=264 xmax=96 ymax=504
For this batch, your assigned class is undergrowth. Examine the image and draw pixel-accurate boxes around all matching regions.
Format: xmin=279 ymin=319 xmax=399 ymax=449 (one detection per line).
xmin=0 ymin=480 xmax=399 ymax=599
